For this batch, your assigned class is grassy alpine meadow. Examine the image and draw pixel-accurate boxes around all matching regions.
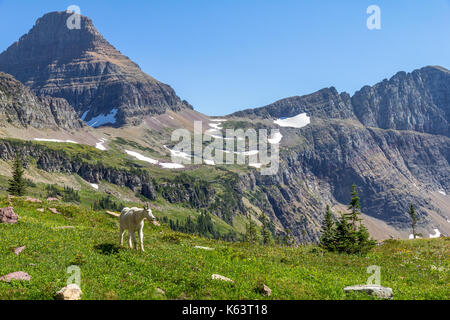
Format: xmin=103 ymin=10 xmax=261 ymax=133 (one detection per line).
xmin=0 ymin=197 xmax=449 ymax=300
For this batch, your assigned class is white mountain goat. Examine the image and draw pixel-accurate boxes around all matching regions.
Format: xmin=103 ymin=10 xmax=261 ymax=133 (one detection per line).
xmin=119 ymin=203 xmax=159 ymax=251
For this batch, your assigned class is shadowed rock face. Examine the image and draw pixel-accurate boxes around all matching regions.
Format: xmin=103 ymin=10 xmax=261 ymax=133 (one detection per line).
xmin=0 ymin=72 xmax=83 ymax=129
xmin=0 ymin=11 xmax=192 ymax=127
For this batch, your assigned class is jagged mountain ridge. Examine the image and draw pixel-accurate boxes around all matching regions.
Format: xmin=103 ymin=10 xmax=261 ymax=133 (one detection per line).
xmin=0 ymin=11 xmax=192 ymax=127
xmin=232 ymin=66 xmax=450 ymax=137
xmin=0 ymin=72 xmax=83 ymax=129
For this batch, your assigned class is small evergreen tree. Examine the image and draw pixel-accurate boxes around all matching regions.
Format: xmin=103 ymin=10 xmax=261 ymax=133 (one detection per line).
xmin=8 ymin=154 xmax=26 ymax=196
xmin=245 ymin=217 xmax=259 ymax=244
xmin=346 ymin=184 xmax=362 ymax=229
xmin=260 ymin=214 xmax=273 ymax=245
xmin=319 ymin=205 xmax=336 ymax=251
xmin=409 ymin=204 xmax=418 ymax=239
xmin=323 ymin=185 xmax=376 ymax=255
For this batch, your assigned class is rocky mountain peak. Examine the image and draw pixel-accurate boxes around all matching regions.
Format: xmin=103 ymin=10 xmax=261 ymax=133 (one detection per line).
xmin=0 ymin=11 xmax=192 ymax=127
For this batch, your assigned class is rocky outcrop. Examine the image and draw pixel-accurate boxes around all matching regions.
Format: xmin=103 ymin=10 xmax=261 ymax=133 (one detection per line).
xmin=0 ymin=11 xmax=192 ymax=127
xmin=232 ymin=87 xmax=355 ymax=120
xmin=0 ymin=72 xmax=83 ymax=129
xmin=0 ymin=207 xmax=18 ymax=224
xmin=352 ymin=66 xmax=449 ymax=136
xmin=232 ymin=66 xmax=450 ymax=137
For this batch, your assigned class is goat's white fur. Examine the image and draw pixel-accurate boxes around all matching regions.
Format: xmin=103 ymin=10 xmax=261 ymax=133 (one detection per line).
xmin=119 ymin=203 xmax=156 ymax=251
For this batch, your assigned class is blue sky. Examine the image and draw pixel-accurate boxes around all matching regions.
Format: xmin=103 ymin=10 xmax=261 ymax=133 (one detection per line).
xmin=0 ymin=0 xmax=449 ymax=115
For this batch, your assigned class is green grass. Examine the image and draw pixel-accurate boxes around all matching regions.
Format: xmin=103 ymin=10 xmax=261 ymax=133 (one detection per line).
xmin=0 ymin=197 xmax=448 ymax=300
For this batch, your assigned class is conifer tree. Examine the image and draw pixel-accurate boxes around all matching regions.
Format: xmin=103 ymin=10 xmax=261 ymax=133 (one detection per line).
xmin=260 ymin=214 xmax=273 ymax=245
xmin=245 ymin=217 xmax=259 ymax=244
xmin=346 ymin=184 xmax=362 ymax=229
xmin=409 ymin=204 xmax=418 ymax=239
xmin=319 ymin=205 xmax=336 ymax=251
xmin=7 ymin=154 xmax=26 ymax=196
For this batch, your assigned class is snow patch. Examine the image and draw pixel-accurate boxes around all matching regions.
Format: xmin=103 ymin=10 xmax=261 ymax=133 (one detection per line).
xmin=87 ymin=109 xmax=118 ymax=128
xmin=274 ymin=113 xmax=310 ymax=128
xmin=90 ymin=183 xmax=99 ymax=190
xmin=409 ymin=234 xmax=421 ymax=239
xmin=268 ymin=132 xmax=283 ymax=144
xmin=204 ymin=159 xmax=215 ymax=166
xmin=438 ymin=190 xmax=447 ymax=196
xmin=126 ymin=149 xmax=185 ymax=170
xmin=34 ymin=138 xmax=78 ymax=144
xmin=429 ymin=229 xmax=441 ymax=238
xmin=159 ymin=163 xmax=185 ymax=169
xmin=209 ymin=123 xmax=223 ymax=130
xmin=249 ymin=163 xmax=263 ymax=168
xmin=125 ymin=150 xmax=159 ymax=165
xmin=211 ymin=119 xmax=227 ymax=122
xmin=95 ymin=138 xmax=107 ymax=151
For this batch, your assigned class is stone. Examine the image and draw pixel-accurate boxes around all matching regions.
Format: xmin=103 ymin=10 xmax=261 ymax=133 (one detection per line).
xmin=211 ymin=274 xmax=234 ymax=283
xmin=25 ymin=197 xmax=42 ymax=203
xmin=54 ymin=284 xmax=82 ymax=300
xmin=262 ymin=284 xmax=272 ymax=296
xmin=156 ymin=288 xmax=166 ymax=295
xmin=14 ymin=246 xmax=26 ymax=255
xmin=47 ymin=197 xmax=59 ymax=202
xmin=48 ymin=208 xmax=61 ymax=215
xmin=195 ymin=246 xmax=214 ymax=251
xmin=37 ymin=208 xmax=44 ymax=212
xmin=0 ymin=207 xmax=18 ymax=224
xmin=344 ymin=285 xmax=393 ymax=299
xmin=0 ymin=271 xmax=31 ymax=282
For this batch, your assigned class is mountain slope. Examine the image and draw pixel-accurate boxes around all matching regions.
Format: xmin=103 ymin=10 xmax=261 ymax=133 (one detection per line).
xmin=0 ymin=72 xmax=83 ymax=129
xmin=0 ymin=11 xmax=192 ymax=127
xmin=227 ymin=66 xmax=450 ymax=241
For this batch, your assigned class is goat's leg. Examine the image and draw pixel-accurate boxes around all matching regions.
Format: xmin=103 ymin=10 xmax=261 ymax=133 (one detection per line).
xmin=139 ymin=226 xmax=145 ymax=252
xmin=128 ymin=232 xmax=133 ymax=249
xmin=119 ymin=227 xmax=125 ymax=246
xmin=131 ymin=232 xmax=137 ymax=251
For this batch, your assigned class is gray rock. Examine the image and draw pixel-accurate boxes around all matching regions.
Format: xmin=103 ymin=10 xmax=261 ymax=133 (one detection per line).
xmin=0 ymin=271 xmax=31 ymax=282
xmin=14 ymin=246 xmax=26 ymax=255
xmin=344 ymin=285 xmax=393 ymax=299
xmin=211 ymin=274 xmax=234 ymax=283
xmin=0 ymin=207 xmax=18 ymax=224
xmin=55 ymin=284 xmax=82 ymax=300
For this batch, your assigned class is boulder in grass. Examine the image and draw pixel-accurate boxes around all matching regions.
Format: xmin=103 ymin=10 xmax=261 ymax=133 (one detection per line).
xmin=0 ymin=207 xmax=18 ymax=224
xmin=26 ymin=197 xmax=42 ymax=203
xmin=211 ymin=274 xmax=234 ymax=283
xmin=14 ymin=246 xmax=26 ymax=255
xmin=344 ymin=285 xmax=393 ymax=299
xmin=0 ymin=271 xmax=31 ymax=282
xmin=47 ymin=197 xmax=59 ymax=202
xmin=55 ymin=284 xmax=82 ymax=300
xmin=48 ymin=208 xmax=61 ymax=215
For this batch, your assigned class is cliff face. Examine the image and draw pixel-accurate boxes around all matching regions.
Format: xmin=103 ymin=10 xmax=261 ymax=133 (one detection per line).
xmin=0 ymin=72 xmax=83 ymax=129
xmin=0 ymin=11 xmax=192 ymax=127
xmin=230 ymin=66 xmax=450 ymax=241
